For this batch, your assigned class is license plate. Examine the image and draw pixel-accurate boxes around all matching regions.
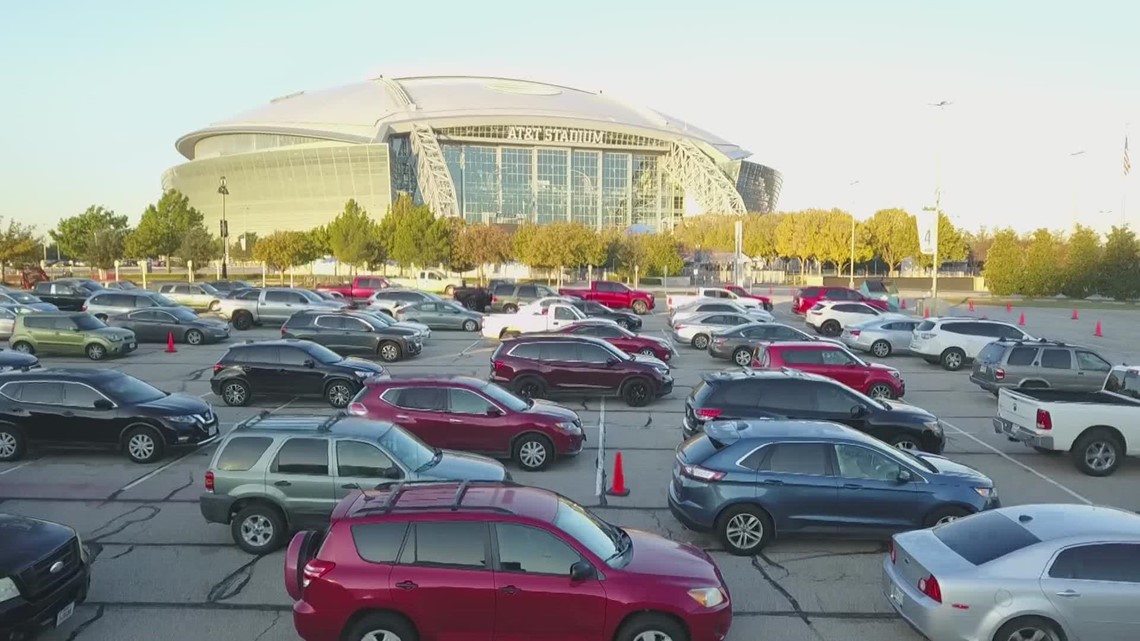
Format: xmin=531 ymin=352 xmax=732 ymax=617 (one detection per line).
xmin=56 ymin=601 xmax=75 ymax=626
xmin=127 ymin=342 xmax=136 ymax=349
xmin=889 ymin=582 xmax=903 ymax=606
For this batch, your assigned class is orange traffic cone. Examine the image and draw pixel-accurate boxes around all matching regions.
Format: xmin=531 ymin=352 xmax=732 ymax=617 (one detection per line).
xmin=166 ymin=332 xmax=177 ymax=353
xmin=900 ymin=299 xmax=907 ymax=310
xmin=1095 ymin=321 xmax=1103 ymax=337
xmin=1018 ymin=312 xmax=1026 ymax=327
xmin=1006 ymin=303 xmax=1013 ymax=313
xmin=923 ymin=307 xmax=930 ymax=319
xmin=968 ymin=300 xmax=975 ymax=312
xmin=1071 ymin=308 xmax=1079 ymax=320
xmin=607 ymin=452 xmax=630 ymax=497
xmin=768 ymin=287 xmax=773 ymax=296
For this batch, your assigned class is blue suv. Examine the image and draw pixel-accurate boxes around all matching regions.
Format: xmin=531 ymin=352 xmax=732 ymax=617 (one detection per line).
xmin=668 ymin=420 xmax=999 ymax=555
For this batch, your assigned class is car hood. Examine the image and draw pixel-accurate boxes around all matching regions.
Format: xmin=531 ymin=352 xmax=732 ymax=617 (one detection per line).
xmin=0 ymin=351 xmax=38 ymax=369
xmin=916 ymin=453 xmax=991 ymax=483
xmin=621 ymin=529 xmax=721 ymax=582
xmin=877 ymin=399 xmax=935 ymax=420
xmin=421 ymin=450 xmax=507 ymax=481
xmin=29 ymin=303 xmax=58 ymax=312
xmin=93 ymin=327 xmax=135 ymax=339
xmin=524 ymin=398 xmax=580 ymax=423
xmin=868 ymin=362 xmax=900 ymax=375
xmin=138 ymin=392 xmax=212 ymax=415
xmin=631 ymin=353 xmax=668 ymax=368
xmin=196 ymin=319 xmax=229 ymax=330
xmin=340 ymin=357 xmax=387 ymax=375
xmin=0 ymin=514 xmax=77 ymax=573
xmin=394 ymin=321 xmax=430 ymax=333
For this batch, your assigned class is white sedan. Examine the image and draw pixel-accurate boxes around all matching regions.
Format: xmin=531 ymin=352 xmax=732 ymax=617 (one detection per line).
xmin=670 ymin=300 xmax=773 ymax=325
xmin=672 ymin=312 xmax=758 ymax=350
xmin=806 ymin=300 xmax=905 ymax=337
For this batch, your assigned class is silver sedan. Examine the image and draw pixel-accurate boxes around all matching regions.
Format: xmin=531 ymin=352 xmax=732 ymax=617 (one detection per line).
xmin=671 ymin=312 xmax=758 ymax=349
xmin=884 ymin=504 xmax=1140 ymax=641
xmin=841 ymin=317 xmax=921 ymax=358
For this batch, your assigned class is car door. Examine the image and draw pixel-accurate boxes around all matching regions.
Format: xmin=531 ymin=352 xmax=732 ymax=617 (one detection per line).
xmin=538 ymin=342 xmax=582 ymax=391
xmin=830 ymin=443 xmax=924 ymax=530
xmin=1039 ymin=348 xmax=1080 ymax=390
xmin=754 ymin=442 xmax=840 ymax=533
xmin=386 ymin=387 xmax=450 ymax=445
xmin=149 ymin=309 xmax=182 ymax=342
xmin=492 ymin=522 xmax=608 ymax=641
xmin=11 ymin=382 xmax=67 ymax=443
xmin=437 ymin=303 xmax=466 ymax=330
xmin=818 ymin=347 xmax=867 ymax=390
xmin=576 ymin=343 xmax=627 ymax=392
xmin=126 ymin=310 xmax=160 ymax=342
xmin=276 ymin=346 xmax=328 ymax=396
xmin=58 ymin=382 xmax=122 ymax=445
xmin=265 ymin=437 xmax=336 ymax=527
xmin=443 ymin=388 xmax=511 ymax=454
xmin=51 ymin=315 xmax=85 ymax=354
xmin=259 ymin=290 xmax=293 ymax=322
xmin=340 ymin=315 xmax=377 ymax=354
xmin=312 ymin=315 xmax=349 ymax=352
xmin=883 ymin=320 xmax=919 ymax=352
xmin=1075 ymin=350 xmax=1113 ymax=391
xmin=332 ymin=439 xmax=404 ymax=499
xmin=237 ymin=345 xmax=285 ymax=394
xmin=1041 ymin=543 xmax=1140 ymax=640
xmin=809 ymin=382 xmax=872 ymax=434
xmin=549 ymin=305 xmax=579 ymax=330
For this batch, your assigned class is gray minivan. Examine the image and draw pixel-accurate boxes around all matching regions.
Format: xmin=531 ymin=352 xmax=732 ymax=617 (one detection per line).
xmin=84 ymin=290 xmax=182 ymax=321
xmin=970 ymin=338 xmax=1114 ymax=395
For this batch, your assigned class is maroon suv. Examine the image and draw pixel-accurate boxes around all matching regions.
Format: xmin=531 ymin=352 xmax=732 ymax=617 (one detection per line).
xmin=491 ymin=335 xmax=673 ymax=407
xmin=287 ymin=481 xmax=732 ymax=641
xmin=348 ymin=376 xmax=584 ymax=471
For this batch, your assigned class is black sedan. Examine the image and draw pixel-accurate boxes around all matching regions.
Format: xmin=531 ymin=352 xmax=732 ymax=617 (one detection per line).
xmin=0 ymin=369 xmax=218 ymax=464
xmin=105 ymin=307 xmax=230 ymax=345
xmin=570 ymin=299 xmax=642 ymax=330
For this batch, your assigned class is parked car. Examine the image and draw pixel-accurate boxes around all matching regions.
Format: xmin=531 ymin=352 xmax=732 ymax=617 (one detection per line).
xmin=672 ymin=311 xmax=758 ymax=350
xmin=666 ymin=287 xmax=767 ymax=312
xmin=753 ymin=341 xmax=905 ymax=399
xmin=0 ymin=513 xmax=91 ymax=637
xmin=481 ymin=301 xmax=592 ymax=339
xmin=100 ymin=279 xmax=139 ymax=291
xmin=550 ymin=319 xmax=675 ymax=361
xmin=841 ymin=317 xmax=922 ymax=358
xmin=315 ymin=275 xmax=389 ymax=302
xmin=200 ymin=414 xmax=509 ymax=553
xmin=791 ymin=286 xmax=890 ymax=315
xmin=490 ymin=334 xmax=672 ymax=407
xmin=9 ymin=312 xmax=136 ymax=361
xmin=350 ymin=309 xmax=432 ymax=342
xmin=558 ymin=280 xmax=656 ymax=314
xmin=106 ymin=307 xmax=230 ymax=345
xmin=348 ymin=376 xmax=584 ymax=471
xmin=156 ymin=282 xmax=224 ymax=312
xmin=365 ymin=288 xmax=441 ymax=315
xmin=723 ymin=284 xmax=774 ymax=311
xmin=281 ymin=310 xmax=422 ymax=363
xmin=993 ymin=365 xmax=1139 ymax=476
xmin=0 ymin=369 xmax=217 ymax=463
xmin=0 ymin=307 xmax=16 ymax=340
xmin=668 ymin=419 xmax=998 ymax=555
xmin=682 ymin=369 xmax=945 ymax=451
xmin=805 ymin=301 xmax=896 ymax=337
xmin=860 ymin=279 xmax=899 ymax=310
xmin=31 ymin=281 xmax=100 ymax=311
xmin=568 ymin=299 xmax=642 ymax=330
xmin=207 ymin=280 xmax=255 ymax=294
xmin=210 ymin=339 xmax=387 ymax=408
xmin=708 ymin=322 xmax=824 ymax=366
xmin=388 ymin=269 xmax=463 ymax=294
xmin=669 ymin=300 xmax=774 ymax=325
xmin=516 ymin=295 xmax=581 ymax=314
xmin=0 ymin=291 xmax=57 ymax=312
xmin=394 ymin=300 xmax=483 ymax=331
xmin=0 ymin=348 xmax=38 ymax=372
xmin=451 ymin=278 xmax=514 ymax=311
xmin=224 ymin=286 xmax=259 ymax=299
xmin=970 ymin=338 xmax=1113 ymax=395
xmin=910 ymin=317 xmax=1032 ymax=371
xmin=884 ymin=504 xmax=1140 ymax=641
xmin=310 ymin=290 xmax=344 ymax=302
xmin=217 ymin=287 xmax=350 ymax=330
xmin=487 ymin=282 xmax=560 ymax=313
xmin=82 ymin=289 xmax=181 ymax=321
xmin=286 ymin=481 xmax=731 ymax=641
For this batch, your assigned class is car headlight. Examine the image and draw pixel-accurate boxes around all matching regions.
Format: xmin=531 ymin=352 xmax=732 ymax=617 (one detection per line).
xmin=107 ymin=334 xmax=123 ymax=342
xmin=353 ymin=370 xmax=374 ymax=378
xmin=924 ymin=420 xmax=943 ymax=434
xmin=974 ymin=487 xmax=996 ymax=498
xmin=687 ymin=587 xmax=726 ymax=608
xmin=0 ymin=577 xmax=20 ymax=603
xmin=889 ymin=370 xmax=901 ymax=379
xmin=555 ymin=421 xmax=582 ymax=434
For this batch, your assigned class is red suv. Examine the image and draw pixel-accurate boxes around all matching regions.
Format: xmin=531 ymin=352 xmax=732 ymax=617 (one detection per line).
xmin=752 ymin=341 xmax=905 ymax=399
xmin=551 ymin=320 xmax=676 ymax=361
xmin=491 ymin=335 xmax=673 ymax=407
xmin=348 ymin=376 xmax=584 ymax=471
xmin=287 ymin=481 xmax=732 ymax=641
xmin=791 ymin=286 xmax=889 ymax=315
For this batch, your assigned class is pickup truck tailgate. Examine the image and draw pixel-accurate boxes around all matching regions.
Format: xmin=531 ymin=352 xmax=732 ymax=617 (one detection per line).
xmin=997 ymin=389 xmax=1042 ymax=427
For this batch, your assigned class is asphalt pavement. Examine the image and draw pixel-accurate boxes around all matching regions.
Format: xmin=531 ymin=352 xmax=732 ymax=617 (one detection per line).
xmin=2 ymin=297 xmax=1137 ymax=641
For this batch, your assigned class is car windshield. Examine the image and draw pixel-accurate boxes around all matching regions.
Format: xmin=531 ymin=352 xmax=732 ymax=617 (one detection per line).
xmin=74 ymin=315 xmax=106 ymax=330
xmin=552 ymin=498 xmax=626 ymax=566
xmin=153 ymin=294 xmax=179 ymax=307
xmin=377 ymin=424 xmax=436 ymax=470
xmin=101 ymin=374 xmax=167 ymax=404
xmin=197 ymin=283 xmax=219 ymax=295
xmin=297 ymin=290 xmax=323 ymax=303
xmin=8 ymin=292 xmax=38 ymax=303
xmin=306 ymin=343 xmax=345 ymax=365
xmin=170 ymin=308 xmax=199 ymax=321
xmin=480 ymin=382 xmax=530 ymax=412
xmin=363 ymin=311 xmax=394 ymax=326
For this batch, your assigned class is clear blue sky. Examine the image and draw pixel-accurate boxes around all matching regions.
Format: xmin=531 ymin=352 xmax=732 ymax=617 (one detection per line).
xmin=2 ymin=0 xmax=1138 ymax=235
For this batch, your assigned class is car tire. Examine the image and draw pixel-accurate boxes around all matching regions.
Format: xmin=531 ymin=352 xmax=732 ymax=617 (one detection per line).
xmin=631 ymin=300 xmax=648 ymax=315
xmin=221 ymin=380 xmax=252 ymax=407
xmin=870 ymin=340 xmax=892 ymax=358
xmin=513 ymin=434 xmax=554 ymax=471
xmin=717 ymin=504 xmax=773 ymax=555
xmin=621 ymin=377 xmax=653 ymax=407
xmin=0 ymin=424 xmax=26 ymax=462
xmin=123 ymin=425 xmax=164 ymax=464
xmin=232 ymin=311 xmax=253 ymax=331
xmin=231 ymin=503 xmax=287 ymax=555
xmin=638 ymin=347 xmax=658 ymax=357
xmin=992 ymin=617 xmax=1064 ymax=641
xmin=11 ymin=341 xmax=34 ymax=355
xmin=512 ymin=376 xmax=546 ymax=400
xmin=378 ymin=341 xmax=402 ymax=362
xmin=889 ymin=435 xmax=923 ymax=452
xmin=616 ymin=613 xmax=689 ymax=641
xmin=940 ymin=347 xmax=966 ymax=371
xmin=325 ymin=381 xmax=356 ymax=408
xmin=94 ymin=313 xmax=108 ymax=322
xmin=185 ymin=329 xmax=204 ymax=345
xmin=503 ymin=303 xmax=518 ymax=314
xmin=692 ymin=334 xmax=710 ymax=350
xmin=616 ymin=318 xmax=630 ymax=330
xmin=462 ymin=319 xmax=479 ymax=332
xmin=732 ymin=347 xmax=753 ymax=367
xmin=821 ymin=320 xmax=842 ymax=337
xmin=1071 ymin=427 xmax=1123 ymax=476
xmin=85 ymin=343 xmax=107 ymax=361
xmin=867 ymin=383 xmax=896 ymax=399
xmin=345 ymin=613 xmax=419 ymax=641
xmin=923 ymin=505 xmax=971 ymax=527
xmin=208 ymin=300 xmax=221 ymax=312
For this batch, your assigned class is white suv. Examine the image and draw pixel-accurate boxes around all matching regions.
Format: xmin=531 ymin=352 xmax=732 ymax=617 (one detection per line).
xmin=910 ymin=317 xmax=1032 ymax=371
xmin=805 ymin=301 xmax=887 ymax=337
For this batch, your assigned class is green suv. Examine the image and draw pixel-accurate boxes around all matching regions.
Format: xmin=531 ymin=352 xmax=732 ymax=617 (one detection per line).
xmin=10 ymin=312 xmax=137 ymax=360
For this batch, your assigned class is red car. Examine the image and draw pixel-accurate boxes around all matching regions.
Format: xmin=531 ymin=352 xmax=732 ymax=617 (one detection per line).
xmin=551 ymin=320 xmax=676 ymax=361
xmin=752 ymin=341 xmax=905 ymax=399
xmin=558 ymin=280 xmax=656 ymax=315
xmin=722 ymin=285 xmax=774 ymax=311
xmin=287 ymin=482 xmax=733 ymax=641
xmin=316 ymin=276 xmax=390 ymax=303
xmin=348 ymin=376 xmax=583 ymax=471
xmin=791 ymin=286 xmax=890 ymax=315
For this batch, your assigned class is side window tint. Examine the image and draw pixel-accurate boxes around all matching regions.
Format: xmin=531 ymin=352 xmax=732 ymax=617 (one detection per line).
xmin=834 ymin=444 xmax=902 ymax=482
xmin=264 ymin=291 xmax=289 ymax=303
xmin=336 ymin=441 xmax=398 ymax=478
xmin=1076 ymin=351 xmax=1111 ymax=372
xmin=448 ymin=389 xmax=494 ymax=414
xmin=1049 ymin=544 xmax=1140 ymax=583
xmin=814 ymin=383 xmax=859 ymax=413
xmin=62 ymin=383 xmax=107 ymax=408
xmin=773 ymin=326 xmax=804 ymax=340
xmin=216 ymin=437 xmax=273 ymax=471
xmin=577 ymin=345 xmax=613 ymax=364
xmin=518 ymin=285 xmax=537 ymax=298
xmin=780 ymin=349 xmax=823 ymax=365
xmin=762 ymin=443 xmax=829 ymax=475
xmin=539 ymin=343 xmax=579 ymax=362
xmin=272 ymin=438 xmax=329 ymax=475
xmin=351 ymin=523 xmax=408 ymax=564
xmin=397 ymin=387 xmax=446 ymax=411
xmin=820 ymin=349 xmax=855 ymax=365
xmin=738 ymin=446 xmax=768 ymax=470
xmin=400 ymin=522 xmax=487 ymax=569
xmin=277 ymin=347 xmax=310 ymax=366
xmin=553 ymin=307 xmax=576 ymax=321
xmin=20 ymin=382 xmax=64 ymax=404
xmin=509 ymin=343 xmax=542 ymax=360
xmin=315 ymin=316 xmax=345 ymax=330
xmin=493 ymin=284 xmax=513 ymax=296
xmin=1006 ymin=347 xmax=1038 ymax=366
xmin=496 ymin=524 xmax=582 ymax=575
xmin=1040 ymin=349 xmax=1073 ymax=370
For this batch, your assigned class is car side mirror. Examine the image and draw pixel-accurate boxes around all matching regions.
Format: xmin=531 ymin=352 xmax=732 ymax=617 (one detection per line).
xmin=606 ymin=357 xmax=620 ymax=366
xmin=486 ymin=407 xmax=504 ymax=417
xmin=382 ymin=467 xmax=403 ymax=480
xmin=849 ymin=405 xmax=866 ymax=418
xmin=896 ymin=468 xmax=913 ymax=484
xmin=569 ymin=561 xmax=596 ymax=582
xmin=302 ymin=359 xmax=315 ymax=368
xmin=93 ymin=399 xmax=113 ymax=410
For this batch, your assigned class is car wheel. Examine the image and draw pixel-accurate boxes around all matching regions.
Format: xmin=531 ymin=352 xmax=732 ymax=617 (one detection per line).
xmin=638 ymin=347 xmax=657 ymax=357
xmin=85 ymin=343 xmax=107 ymax=361
xmin=1071 ymin=428 xmax=1123 ymax=476
xmin=94 ymin=313 xmax=108 ymax=322
xmin=514 ymin=434 xmax=554 ymax=471
xmin=616 ymin=318 xmax=630 ymax=330
xmin=512 ymin=376 xmax=546 ymax=400
xmin=503 ymin=303 xmax=518 ymax=314
xmin=0 ymin=425 xmax=26 ymax=462
xmin=821 ymin=320 xmax=842 ymax=337
xmin=923 ymin=506 xmax=971 ymax=528
xmin=232 ymin=311 xmax=253 ymax=330
xmin=326 ymin=381 xmax=355 ymax=408
xmin=208 ymin=300 xmax=221 ymax=312
xmin=462 ymin=319 xmax=479 ymax=332
xmin=732 ymin=347 xmax=753 ymax=367
xmin=889 ymin=435 xmax=922 ymax=452
xmin=185 ymin=329 xmax=204 ymax=345
xmin=717 ymin=504 xmax=773 ymax=555
xmin=123 ymin=425 xmax=164 ymax=464
xmin=870 ymin=340 xmax=892 ymax=358
xmin=616 ymin=613 xmax=689 ymax=641
xmin=221 ymin=380 xmax=252 ymax=406
xmin=345 ymin=613 xmax=419 ymax=641
xmin=378 ymin=341 xmax=401 ymax=362
xmin=622 ymin=377 xmax=653 ymax=407
xmin=231 ymin=504 xmax=287 ymax=555
xmin=631 ymin=300 xmax=648 ymax=315
xmin=868 ymin=383 xmax=895 ymax=399
xmin=692 ymin=334 xmax=710 ymax=350
xmin=11 ymin=341 xmax=34 ymax=355
xmin=940 ymin=348 xmax=966 ymax=371
xmin=993 ymin=616 xmax=1064 ymax=641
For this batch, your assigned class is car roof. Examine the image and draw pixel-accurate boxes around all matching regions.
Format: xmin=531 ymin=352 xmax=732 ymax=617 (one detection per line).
xmin=369 ymin=375 xmax=488 ymax=388
xmin=701 ymin=367 xmax=826 ymax=384
xmin=226 ymin=338 xmax=312 ymax=350
xmin=342 ymin=480 xmax=559 ymax=523
xmin=995 ymin=504 xmax=1140 ymax=540
xmin=704 ymin=418 xmax=874 ymax=446
xmin=233 ymin=413 xmax=396 ymax=438
xmin=21 ymin=311 xmax=84 ymax=318
xmin=0 ymin=368 xmax=127 ymax=383
xmin=766 ymin=341 xmax=839 ymax=350
xmin=991 ymin=337 xmax=1078 ymax=348
xmin=507 ymin=334 xmax=610 ymax=346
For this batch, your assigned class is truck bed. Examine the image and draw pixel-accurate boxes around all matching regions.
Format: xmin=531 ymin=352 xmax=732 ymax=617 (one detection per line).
xmin=1004 ymin=388 xmax=1140 ymax=406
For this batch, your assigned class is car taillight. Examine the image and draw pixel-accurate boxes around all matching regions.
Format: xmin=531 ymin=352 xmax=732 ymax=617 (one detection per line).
xmin=994 ymin=368 xmax=1005 ymax=381
xmin=712 ymin=337 xmax=726 ymax=344
xmin=674 ymin=324 xmax=685 ymax=330
xmin=1036 ymin=409 xmax=1052 ymax=430
xmin=302 ymin=559 xmax=335 ymax=587
xmin=81 ymin=304 xmax=87 ymax=311
xmin=204 ymin=470 xmax=214 ymax=492
xmin=696 ymin=408 xmax=722 ymax=420
xmin=281 ymin=325 xmax=287 ymax=335
xmin=888 ymin=539 xmax=896 ymax=564
xmin=849 ymin=330 xmax=860 ymax=337
xmin=680 ymin=463 xmax=725 ymax=482
xmin=347 ymin=402 xmax=367 ymax=416
xmin=492 ymin=360 xmax=504 ymax=370
xmin=212 ymin=363 xmax=224 ymax=374
xmin=918 ymin=574 xmax=942 ymax=603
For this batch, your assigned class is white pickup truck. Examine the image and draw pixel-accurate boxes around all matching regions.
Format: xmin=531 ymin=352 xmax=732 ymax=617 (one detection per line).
xmin=994 ymin=365 xmax=1139 ymax=476
xmin=480 ymin=302 xmax=589 ymax=339
xmin=666 ymin=287 xmax=764 ymax=311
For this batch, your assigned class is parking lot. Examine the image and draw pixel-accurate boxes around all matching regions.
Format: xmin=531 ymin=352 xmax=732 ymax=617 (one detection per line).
xmin=3 ymin=293 xmax=1139 ymax=641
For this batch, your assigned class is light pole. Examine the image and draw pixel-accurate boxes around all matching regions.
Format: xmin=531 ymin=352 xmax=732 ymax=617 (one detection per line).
xmin=848 ymin=180 xmax=860 ymax=288
xmin=927 ymin=100 xmax=953 ymax=311
xmin=1069 ymin=150 xmax=1086 ymax=217
xmin=217 ymin=176 xmax=230 ymax=279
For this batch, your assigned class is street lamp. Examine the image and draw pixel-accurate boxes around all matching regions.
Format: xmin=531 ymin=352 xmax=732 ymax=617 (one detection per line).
xmin=217 ymin=176 xmax=230 ymax=278
xmin=1069 ymin=150 xmax=1086 ymax=217
xmin=927 ymin=100 xmax=953 ymax=310
xmin=848 ymin=180 xmax=860 ymax=288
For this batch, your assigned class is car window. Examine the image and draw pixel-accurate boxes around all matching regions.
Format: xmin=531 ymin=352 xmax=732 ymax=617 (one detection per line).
xmin=834 ymin=444 xmax=902 ymax=482
xmin=549 ymin=306 xmax=573 ymax=321
xmin=754 ymin=380 xmax=816 ymax=413
xmin=314 ymin=315 xmax=346 ymax=330
xmin=216 ymin=437 xmax=273 ymax=472
xmin=723 ymin=315 xmax=752 ymax=326
xmin=1048 ymin=544 xmax=1140 ymax=583
xmin=18 ymin=382 xmax=64 ymax=405
xmin=52 ymin=284 xmax=75 ymax=295
xmin=62 ymin=383 xmax=109 ymax=408
xmin=51 ymin=317 xmax=78 ymax=331
xmin=940 ymin=322 xmax=973 ymax=335
xmin=342 ymin=317 xmax=371 ymax=331
xmin=977 ymin=343 xmax=1006 ymax=364
xmin=236 ymin=289 xmax=261 ymax=301
xmin=593 ymin=325 xmax=624 ymax=338
xmin=578 ymin=344 xmax=615 ymax=364
xmin=33 ymin=282 xmax=50 ymax=294
xmin=998 ymin=325 xmax=1028 ymax=339
xmin=271 ymin=438 xmax=329 ymax=476
xmin=833 ymin=304 xmax=860 ymax=313
xmin=819 ymin=348 xmax=856 ymax=365
xmin=153 ymin=311 xmax=179 ymax=323
xmin=508 ymin=343 xmax=542 ymax=360
xmin=1006 ymin=347 xmax=1038 ymax=366
xmin=710 ymin=381 xmax=759 ymax=407
xmin=761 ymin=443 xmax=829 ymax=475
xmin=496 ymin=523 xmax=582 ymax=575
xmin=814 ymin=383 xmax=861 ymax=413
xmin=780 ymin=348 xmax=824 ymax=365
xmin=351 ymin=523 xmax=408 ymax=564
xmin=884 ymin=321 xmax=918 ymax=332
xmin=336 ymin=441 xmax=398 ymax=478
xmin=518 ymin=285 xmax=537 ymax=298
xmin=277 ymin=347 xmax=313 ymax=367
xmin=396 ymin=387 xmax=447 ymax=411
xmin=493 ymin=284 xmax=514 ymax=296
xmin=399 ymin=522 xmax=487 ymax=569
xmin=772 ymin=325 xmax=806 ymax=340
xmin=539 ymin=342 xmax=579 ymax=362
xmin=264 ymin=290 xmax=291 ymax=303
xmin=128 ymin=310 xmax=157 ymax=322
xmin=799 ymin=287 xmax=820 ymax=298
xmin=740 ymin=325 xmax=771 ymax=339
xmin=1076 ymin=351 xmax=1111 ymax=372
xmin=1040 ymin=349 xmax=1072 ymax=370
xmin=448 ymin=388 xmax=494 ymax=414
xmin=230 ymin=345 xmax=278 ymax=364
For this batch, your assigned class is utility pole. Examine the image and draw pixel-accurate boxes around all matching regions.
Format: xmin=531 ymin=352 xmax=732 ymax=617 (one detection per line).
xmin=1069 ymin=150 xmax=1086 ymax=218
xmin=928 ymin=100 xmax=953 ymax=313
xmin=218 ymin=176 xmax=230 ymax=279
xmin=848 ymin=180 xmax=860 ymax=288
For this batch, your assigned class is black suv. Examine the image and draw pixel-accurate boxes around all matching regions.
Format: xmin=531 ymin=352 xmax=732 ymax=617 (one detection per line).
xmin=489 ymin=283 xmax=559 ymax=313
xmin=0 ymin=369 xmax=218 ymax=464
xmin=30 ymin=281 xmax=101 ymax=311
xmin=0 ymin=513 xmax=91 ymax=637
xmin=211 ymin=339 xmax=388 ymax=408
xmin=282 ymin=310 xmax=421 ymax=363
xmin=683 ymin=369 xmax=946 ymax=452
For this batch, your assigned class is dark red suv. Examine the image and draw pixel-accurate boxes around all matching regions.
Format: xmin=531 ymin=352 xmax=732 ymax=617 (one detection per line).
xmin=792 ymin=286 xmax=889 ymax=315
xmin=752 ymin=341 xmax=905 ymax=399
xmin=491 ymin=335 xmax=673 ymax=407
xmin=551 ymin=320 xmax=676 ymax=361
xmin=348 ymin=376 xmax=584 ymax=471
xmin=287 ymin=481 xmax=732 ymax=641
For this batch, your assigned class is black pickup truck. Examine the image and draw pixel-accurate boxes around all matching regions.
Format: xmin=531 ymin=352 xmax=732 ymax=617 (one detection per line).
xmin=452 ymin=278 xmax=514 ymax=312
xmin=31 ymin=280 xmax=103 ymax=311
xmin=0 ymin=513 xmax=91 ymax=637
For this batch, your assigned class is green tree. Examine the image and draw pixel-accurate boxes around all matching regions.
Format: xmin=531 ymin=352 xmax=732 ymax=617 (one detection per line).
xmin=675 ymin=215 xmax=737 ymax=252
xmin=775 ymin=211 xmax=820 ymax=271
xmin=1061 ymin=224 xmax=1101 ymax=298
xmin=1096 ymin=226 xmax=1140 ymax=300
xmin=639 ymin=232 xmax=685 ymax=276
xmin=865 ymin=208 xmax=919 ymax=273
xmin=325 ymin=199 xmax=381 ymax=270
xmin=176 ymin=227 xmax=222 ymax=270
xmin=51 ymin=205 xmax=129 ymax=262
xmin=229 ymin=232 xmax=259 ymax=261
xmin=253 ymin=231 xmax=316 ymax=277
xmin=512 ymin=223 xmax=545 ymax=268
xmin=87 ymin=229 xmax=126 ymax=271
xmin=453 ymin=223 xmax=513 ymax=283
xmin=1021 ymin=229 xmax=1064 ymax=296
xmin=742 ymin=213 xmax=783 ymax=260
xmin=982 ymin=229 xmax=1024 ymax=295
xmin=378 ymin=195 xmax=452 ymax=268
xmin=0 ymin=218 xmax=40 ymax=282
xmin=125 ymin=190 xmax=204 ymax=266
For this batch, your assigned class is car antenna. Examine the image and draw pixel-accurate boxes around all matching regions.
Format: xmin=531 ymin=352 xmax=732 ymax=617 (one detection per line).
xmin=317 ymin=412 xmax=345 ymax=433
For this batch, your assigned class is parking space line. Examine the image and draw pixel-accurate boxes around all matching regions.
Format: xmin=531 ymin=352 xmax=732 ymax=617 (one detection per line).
xmin=458 ymin=339 xmax=483 ymax=356
xmin=941 ymin=420 xmax=1093 ymax=505
xmin=0 ymin=460 xmax=36 ymax=476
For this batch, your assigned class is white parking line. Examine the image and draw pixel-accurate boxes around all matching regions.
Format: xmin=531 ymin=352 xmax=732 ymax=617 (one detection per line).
xmin=458 ymin=339 xmax=483 ymax=356
xmin=0 ymin=460 xmax=36 ymax=476
xmin=941 ymin=421 xmax=1093 ymax=505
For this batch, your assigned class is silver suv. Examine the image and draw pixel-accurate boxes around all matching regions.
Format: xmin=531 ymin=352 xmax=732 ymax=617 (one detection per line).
xmin=84 ymin=290 xmax=181 ymax=321
xmin=199 ymin=413 xmax=509 ymax=554
xmin=970 ymin=338 xmax=1114 ymax=395
xmin=157 ymin=282 xmax=224 ymax=312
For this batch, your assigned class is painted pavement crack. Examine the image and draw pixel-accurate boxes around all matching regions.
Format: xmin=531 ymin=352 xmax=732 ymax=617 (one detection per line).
xmin=64 ymin=604 xmax=105 ymax=641
xmin=105 ymin=545 xmax=136 ymax=561
xmin=757 ymin=551 xmax=789 ymax=578
xmin=252 ymin=610 xmax=284 ymax=641
xmin=642 ymin=414 xmax=653 ymax=428
xmin=207 ymin=555 xmax=264 ymax=602
xmin=89 ymin=505 xmax=162 ymax=542
xmin=160 ymin=473 xmax=196 ymax=501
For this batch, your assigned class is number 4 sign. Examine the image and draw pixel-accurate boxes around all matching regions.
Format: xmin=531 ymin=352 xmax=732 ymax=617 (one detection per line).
xmin=916 ymin=209 xmax=939 ymax=255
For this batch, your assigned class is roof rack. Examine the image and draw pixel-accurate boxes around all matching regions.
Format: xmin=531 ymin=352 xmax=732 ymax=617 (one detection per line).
xmin=235 ymin=412 xmax=347 ymax=432
xmin=357 ymin=480 xmax=521 ymax=516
